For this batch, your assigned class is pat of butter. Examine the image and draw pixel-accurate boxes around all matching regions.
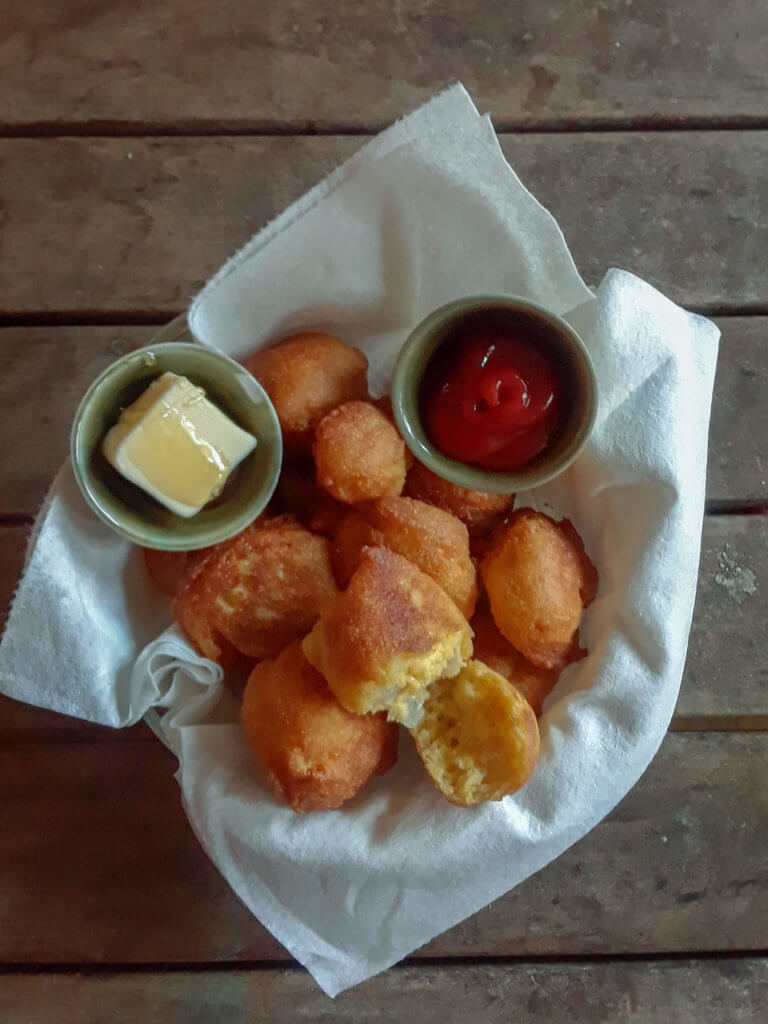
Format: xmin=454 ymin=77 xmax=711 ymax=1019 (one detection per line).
xmin=102 ymin=371 xmax=257 ymax=518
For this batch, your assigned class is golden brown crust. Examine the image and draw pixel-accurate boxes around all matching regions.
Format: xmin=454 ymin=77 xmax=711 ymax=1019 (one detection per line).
xmin=302 ymin=546 xmax=473 ymax=724
xmin=243 ymin=333 xmax=368 ymax=453
xmin=242 ymin=642 xmax=398 ymax=813
xmin=404 ymin=461 xmax=513 ymax=537
xmin=173 ymin=516 xmax=338 ymax=664
xmin=371 ymin=497 xmax=478 ymax=618
xmin=331 ymin=497 xmax=478 ymax=617
xmin=558 ymin=516 xmax=600 ymax=606
xmin=410 ymin=659 xmax=540 ymax=806
xmin=471 ymin=601 xmax=560 ymax=716
xmin=313 ymin=401 xmax=407 ymax=504
xmin=480 ymin=509 xmax=598 ymax=670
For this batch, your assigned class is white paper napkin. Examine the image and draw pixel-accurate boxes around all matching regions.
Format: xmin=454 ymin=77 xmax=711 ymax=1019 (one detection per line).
xmin=0 ymin=85 xmax=719 ymax=996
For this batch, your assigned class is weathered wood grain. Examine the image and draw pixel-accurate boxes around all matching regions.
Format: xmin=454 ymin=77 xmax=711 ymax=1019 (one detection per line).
xmin=1 ymin=134 xmax=767 ymax=315
xmin=0 ymin=136 xmax=355 ymax=316
xmin=0 ymin=328 xmax=144 ymax=516
xmin=707 ymin=319 xmax=768 ymax=505
xmin=0 ymin=697 xmax=152 ymax=744
xmin=684 ymin=516 xmax=767 ymax=716
xmin=0 ymin=732 xmax=765 ymax=963
xmin=2 ymin=0 xmax=767 ymax=130
xmin=2 ymin=513 xmax=764 ymax=735
xmin=0 ymin=313 xmax=766 ymax=516
xmin=507 ymin=135 xmax=768 ymax=312
xmin=1 ymin=960 xmax=767 ymax=1023
xmin=0 ymin=526 xmax=27 ymax=630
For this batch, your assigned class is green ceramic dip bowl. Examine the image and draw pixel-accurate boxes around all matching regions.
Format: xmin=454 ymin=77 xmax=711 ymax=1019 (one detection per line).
xmin=71 ymin=341 xmax=283 ymax=550
xmin=391 ymin=296 xmax=597 ymax=494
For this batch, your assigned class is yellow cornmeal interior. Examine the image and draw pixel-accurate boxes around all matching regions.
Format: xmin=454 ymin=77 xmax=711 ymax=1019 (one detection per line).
xmin=364 ymin=630 xmax=472 ymax=726
xmin=412 ymin=661 xmax=530 ymax=804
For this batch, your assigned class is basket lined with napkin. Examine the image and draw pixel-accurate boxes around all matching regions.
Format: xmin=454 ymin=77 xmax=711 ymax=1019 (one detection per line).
xmin=0 ymin=85 xmax=718 ymax=996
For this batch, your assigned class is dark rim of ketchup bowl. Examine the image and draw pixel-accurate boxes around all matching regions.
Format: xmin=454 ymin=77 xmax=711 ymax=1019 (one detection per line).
xmin=391 ymin=296 xmax=598 ymax=495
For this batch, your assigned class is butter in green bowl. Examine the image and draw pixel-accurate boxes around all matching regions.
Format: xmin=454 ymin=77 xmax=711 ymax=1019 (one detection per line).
xmin=71 ymin=342 xmax=283 ymax=551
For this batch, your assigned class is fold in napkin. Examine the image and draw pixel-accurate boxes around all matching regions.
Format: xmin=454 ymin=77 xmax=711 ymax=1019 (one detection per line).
xmin=0 ymin=85 xmax=718 ymax=996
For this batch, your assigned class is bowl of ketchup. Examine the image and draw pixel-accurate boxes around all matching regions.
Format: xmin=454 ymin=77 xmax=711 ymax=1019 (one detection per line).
xmin=391 ymin=296 xmax=597 ymax=493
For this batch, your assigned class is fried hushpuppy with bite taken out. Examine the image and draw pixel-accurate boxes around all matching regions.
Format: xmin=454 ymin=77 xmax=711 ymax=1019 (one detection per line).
xmin=303 ymin=546 xmax=473 ymax=727
xmin=242 ymin=642 xmax=398 ymax=813
xmin=314 ymin=401 xmax=407 ymax=504
xmin=471 ymin=602 xmax=560 ymax=717
xmin=411 ymin=659 xmax=540 ymax=806
xmin=331 ymin=497 xmax=478 ymax=618
xmin=404 ymin=461 xmax=513 ymax=538
xmin=173 ymin=516 xmax=338 ymax=665
xmin=481 ymin=509 xmax=598 ymax=671
xmin=243 ymin=333 xmax=368 ymax=453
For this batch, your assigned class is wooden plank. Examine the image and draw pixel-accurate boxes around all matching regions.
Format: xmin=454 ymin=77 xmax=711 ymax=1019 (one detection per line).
xmin=1 ymin=960 xmax=767 ymax=1023
xmin=0 ymin=526 xmax=27 ymax=630
xmin=0 ymin=137 xmax=356 ymax=317
xmin=0 ymin=328 xmax=150 ymax=516
xmin=2 ymin=515 xmax=765 ymax=735
xmin=506 ymin=134 xmax=768 ymax=312
xmin=0 ymin=317 xmax=764 ymax=517
xmin=0 ymin=695 xmax=153 ymax=744
xmin=0 ymin=733 xmax=765 ymax=963
xmin=1 ymin=134 xmax=767 ymax=316
xmin=707 ymin=319 xmax=768 ymax=505
xmin=684 ymin=516 xmax=767 ymax=716
xmin=2 ymin=1 xmax=767 ymax=130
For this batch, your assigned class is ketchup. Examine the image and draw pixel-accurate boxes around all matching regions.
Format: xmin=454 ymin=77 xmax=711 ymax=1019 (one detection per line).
xmin=421 ymin=328 xmax=563 ymax=472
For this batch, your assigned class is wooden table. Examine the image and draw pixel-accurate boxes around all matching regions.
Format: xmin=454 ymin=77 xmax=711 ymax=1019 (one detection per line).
xmin=1 ymin=3 xmax=767 ymax=1020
